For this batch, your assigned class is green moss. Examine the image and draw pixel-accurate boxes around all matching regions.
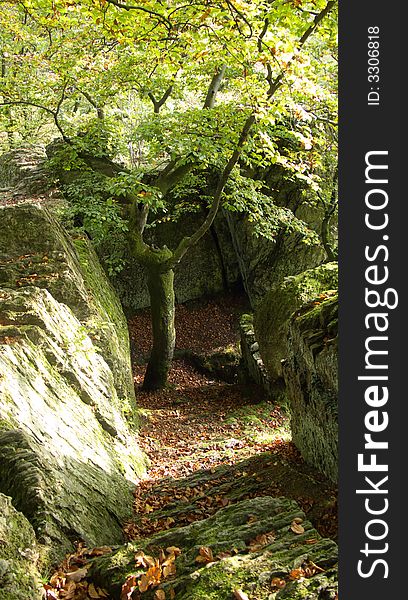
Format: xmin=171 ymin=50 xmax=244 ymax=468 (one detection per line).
xmin=254 ymin=263 xmax=338 ymax=381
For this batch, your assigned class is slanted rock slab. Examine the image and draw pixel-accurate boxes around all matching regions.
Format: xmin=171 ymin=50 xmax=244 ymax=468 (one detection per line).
xmin=89 ymin=496 xmax=338 ymax=599
xmin=0 ymin=493 xmax=43 ymax=600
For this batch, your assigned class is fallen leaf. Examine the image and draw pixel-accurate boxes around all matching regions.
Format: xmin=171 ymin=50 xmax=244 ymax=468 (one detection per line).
xmin=121 ymin=575 xmax=137 ymax=600
xmin=66 ymin=566 xmax=88 ymax=582
xmin=290 ymin=522 xmax=305 ymax=535
xmin=271 ymin=577 xmax=286 ymax=589
xmin=154 ymin=590 xmax=166 ymax=600
xmin=195 ymin=546 xmax=214 ymax=564
xmin=289 ymin=568 xmax=305 ymax=580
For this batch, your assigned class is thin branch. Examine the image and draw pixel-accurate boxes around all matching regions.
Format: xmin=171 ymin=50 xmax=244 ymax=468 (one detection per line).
xmin=77 ymin=88 xmax=105 ymax=119
xmin=168 ymin=0 xmax=337 ymax=267
xmin=268 ymin=0 xmax=336 ymax=97
xmin=105 ymin=0 xmax=172 ymax=31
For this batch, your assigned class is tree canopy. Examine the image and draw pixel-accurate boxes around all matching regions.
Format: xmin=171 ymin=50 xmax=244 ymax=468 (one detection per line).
xmin=0 ymin=0 xmax=338 ymax=388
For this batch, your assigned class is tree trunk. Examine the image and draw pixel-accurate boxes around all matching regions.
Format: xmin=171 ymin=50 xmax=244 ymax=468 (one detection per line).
xmin=142 ymin=266 xmax=176 ymax=391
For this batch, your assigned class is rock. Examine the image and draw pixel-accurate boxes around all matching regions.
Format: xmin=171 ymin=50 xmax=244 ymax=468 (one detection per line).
xmin=88 ymin=496 xmax=338 ymax=599
xmin=283 ymin=294 xmax=338 ymax=482
xmin=0 ymin=147 xmax=49 ymax=196
xmin=0 ymin=287 xmax=146 ymax=564
xmin=224 ymin=210 xmax=326 ymax=308
xmin=0 ymin=202 xmax=136 ymax=412
xmin=254 ymin=263 xmax=338 ymax=383
xmin=0 ymin=493 xmax=43 ymax=600
xmin=239 ymin=314 xmax=273 ymax=398
xmin=0 ymin=203 xmax=147 ymax=564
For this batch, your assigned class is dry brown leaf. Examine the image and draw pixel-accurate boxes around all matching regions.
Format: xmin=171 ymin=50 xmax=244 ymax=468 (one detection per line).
xmin=59 ymin=581 xmax=77 ymax=599
xmin=166 ymin=546 xmax=181 ymax=556
xmin=49 ymin=571 xmax=66 ymax=588
xmin=248 ymin=531 xmax=275 ymax=552
xmin=289 ymin=568 xmax=305 ymax=580
xmin=305 ymin=538 xmax=318 ymax=545
xmin=88 ymin=582 xmax=103 ymax=598
xmin=195 ymin=546 xmax=214 ymax=564
xmin=66 ymin=566 xmax=88 ymax=582
xmin=154 ymin=590 xmax=166 ymax=600
xmin=271 ymin=577 xmax=286 ymax=589
xmin=292 ymin=517 xmax=303 ymax=524
xmin=169 ymin=588 xmax=176 ymax=599
xmin=233 ymin=590 xmax=250 ymax=600
xmin=121 ymin=575 xmax=138 ymax=600
xmin=144 ymin=555 xmax=157 ymax=568
xmin=138 ymin=574 xmax=150 ymax=593
xmin=290 ymin=522 xmax=305 ymax=535
xmin=162 ymin=561 xmax=177 ymax=578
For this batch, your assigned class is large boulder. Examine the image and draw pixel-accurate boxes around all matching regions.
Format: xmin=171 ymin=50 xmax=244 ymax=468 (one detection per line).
xmin=283 ymin=294 xmax=338 ymax=482
xmin=224 ymin=210 xmax=326 ymax=308
xmin=0 ymin=202 xmax=147 ymax=564
xmin=0 ymin=147 xmax=48 ymax=195
xmin=0 ymin=202 xmax=136 ymax=409
xmin=88 ymin=496 xmax=338 ymax=599
xmin=0 ymin=493 xmax=42 ymax=600
xmin=254 ymin=262 xmax=338 ymax=383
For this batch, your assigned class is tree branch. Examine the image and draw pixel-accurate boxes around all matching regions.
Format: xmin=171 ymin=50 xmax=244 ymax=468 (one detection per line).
xmin=77 ymin=88 xmax=105 ymax=119
xmin=203 ymin=65 xmax=226 ymax=109
xmin=167 ymin=0 xmax=337 ymax=268
xmin=105 ymin=0 xmax=172 ymax=31
xmin=148 ymin=85 xmax=173 ymax=114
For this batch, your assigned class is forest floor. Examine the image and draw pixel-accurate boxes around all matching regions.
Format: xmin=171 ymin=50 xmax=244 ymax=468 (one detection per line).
xmin=126 ymin=294 xmax=338 ymax=543
xmin=44 ymin=293 xmax=338 ymax=600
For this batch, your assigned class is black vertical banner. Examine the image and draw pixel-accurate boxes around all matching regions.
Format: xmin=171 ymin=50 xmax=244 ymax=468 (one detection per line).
xmin=339 ymin=1 xmax=406 ymax=598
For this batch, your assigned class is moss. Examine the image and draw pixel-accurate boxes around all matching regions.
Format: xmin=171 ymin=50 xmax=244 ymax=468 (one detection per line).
xmin=0 ymin=494 xmax=43 ymax=600
xmin=254 ymin=263 xmax=338 ymax=382
xmin=89 ymin=497 xmax=337 ymax=599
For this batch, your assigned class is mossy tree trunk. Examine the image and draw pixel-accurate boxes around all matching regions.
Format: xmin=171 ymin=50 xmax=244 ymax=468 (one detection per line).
xmin=143 ymin=266 xmax=175 ymax=390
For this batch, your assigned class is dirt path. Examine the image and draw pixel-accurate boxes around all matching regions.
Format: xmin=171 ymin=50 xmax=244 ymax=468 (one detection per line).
xmin=127 ymin=295 xmax=338 ymax=542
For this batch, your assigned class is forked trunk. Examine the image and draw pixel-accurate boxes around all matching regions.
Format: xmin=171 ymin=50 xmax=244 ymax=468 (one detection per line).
xmin=142 ymin=267 xmax=176 ymax=390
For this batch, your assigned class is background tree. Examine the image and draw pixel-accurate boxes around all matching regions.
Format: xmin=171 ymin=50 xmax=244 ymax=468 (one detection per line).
xmin=0 ymin=0 xmax=337 ymax=389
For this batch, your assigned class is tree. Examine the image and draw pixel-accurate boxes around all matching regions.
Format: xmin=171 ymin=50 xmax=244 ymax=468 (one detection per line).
xmin=0 ymin=0 xmax=337 ymax=389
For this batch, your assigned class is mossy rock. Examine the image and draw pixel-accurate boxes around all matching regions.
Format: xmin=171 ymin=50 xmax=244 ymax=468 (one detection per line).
xmin=0 ymin=202 xmax=136 ymax=415
xmin=0 ymin=287 xmax=147 ymax=565
xmin=283 ymin=294 xmax=338 ymax=482
xmin=0 ymin=493 xmax=43 ymax=600
xmin=88 ymin=496 xmax=338 ymax=599
xmin=254 ymin=263 xmax=338 ymax=382
xmin=224 ymin=211 xmax=326 ymax=308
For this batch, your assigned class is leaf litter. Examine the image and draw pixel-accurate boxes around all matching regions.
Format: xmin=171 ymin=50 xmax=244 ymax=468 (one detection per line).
xmin=44 ymin=294 xmax=337 ymax=598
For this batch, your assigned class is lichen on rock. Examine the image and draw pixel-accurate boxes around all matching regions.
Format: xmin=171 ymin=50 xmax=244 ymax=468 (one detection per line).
xmin=283 ymin=294 xmax=338 ymax=482
xmin=254 ymin=262 xmax=338 ymax=383
xmin=88 ymin=496 xmax=338 ymax=599
xmin=0 ymin=201 xmax=147 ymax=565
xmin=0 ymin=493 xmax=43 ymax=600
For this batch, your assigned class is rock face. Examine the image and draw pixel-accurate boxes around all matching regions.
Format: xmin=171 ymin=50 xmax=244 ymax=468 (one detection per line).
xmin=283 ymin=294 xmax=338 ymax=482
xmin=0 ymin=493 xmax=42 ymax=600
xmin=0 ymin=147 xmax=48 ymax=195
xmin=0 ymin=203 xmax=147 ymax=564
xmin=224 ymin=211 xmax=326 ymax=308
xmin=254 ymin=262 xmax=338 ymax=383
xmin=89 ymin=496 xmax=338 ymax=599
